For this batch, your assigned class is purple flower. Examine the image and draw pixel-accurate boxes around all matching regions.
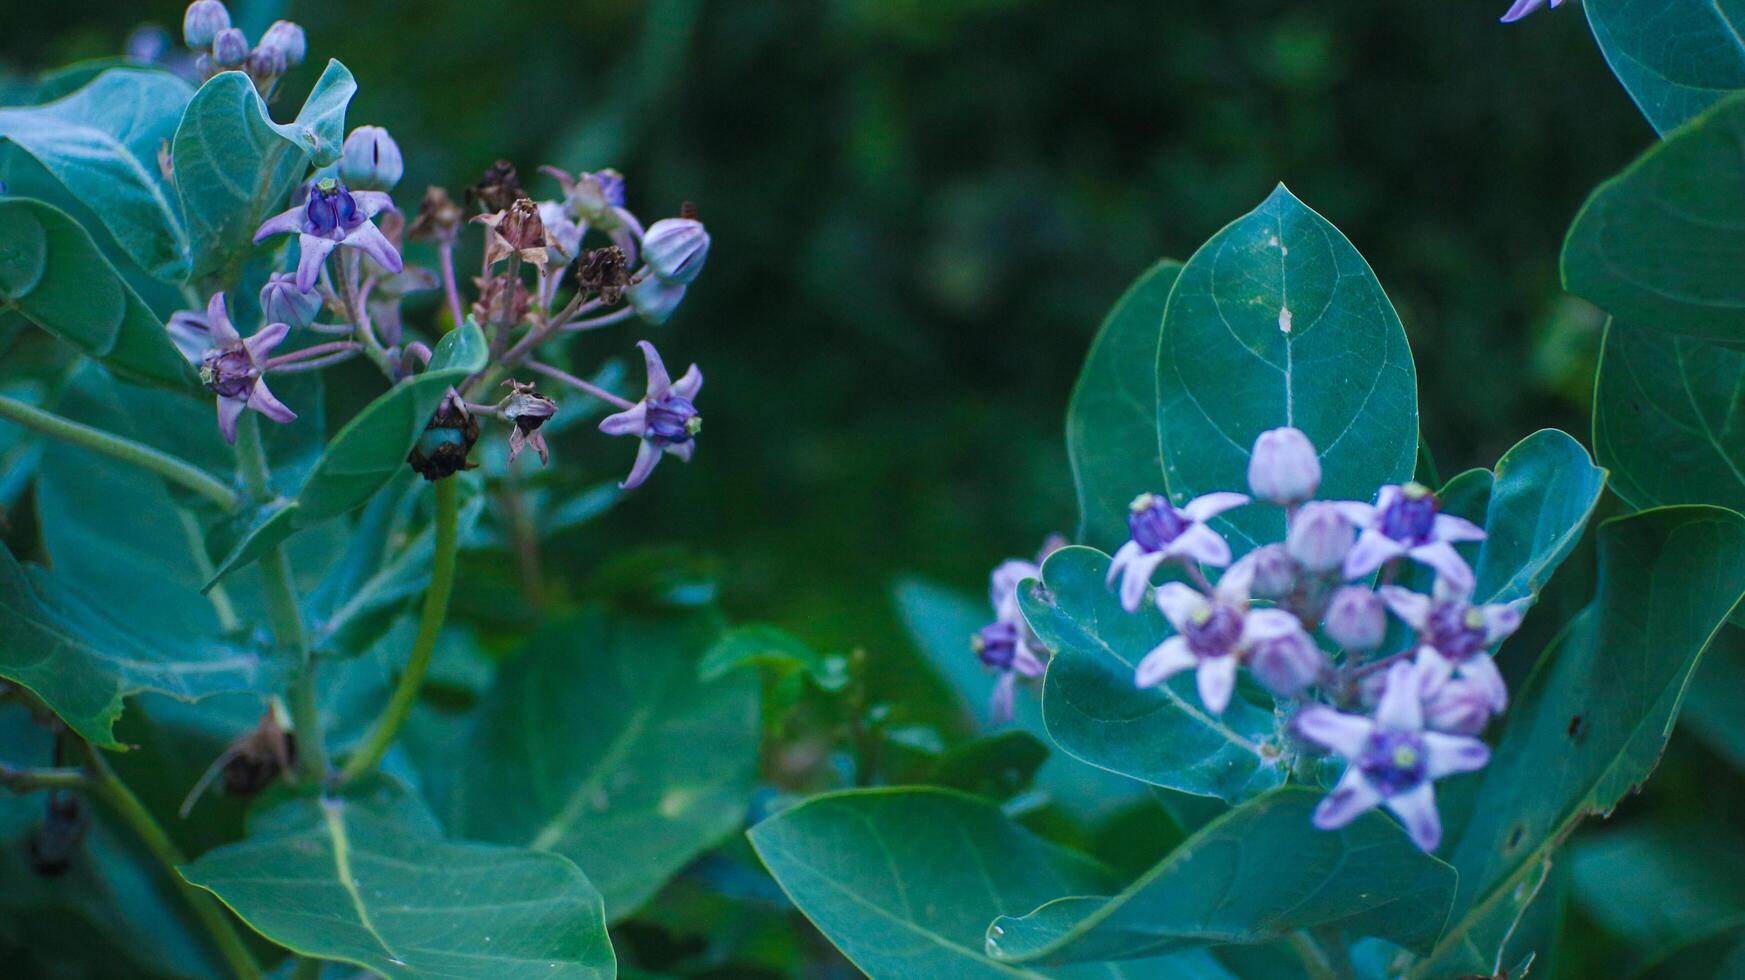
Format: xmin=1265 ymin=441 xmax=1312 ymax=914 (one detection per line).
xmin=339 ymin=126 xmax=403 ymax=192
xmin=1324 ymin=585 xmax=1387 ymax=652
xmin=1106 ymin=490 xmax=1248 ymax=612
xmin=642 ymin=218 xmax=710 ymax=285
xmin=598 ymin=341 xmax=702 ymax=489
xmin=183 ymin=0 xmax=230 ymax=48
xmin=1233 ymin=543 xmax=1296 ymax=602
xmin=1133 ymin=563 xmax=1255 ymax=714
xmin=626 ymin=275 xmax=688 ymax=325
xmin=257 ymin=20 xmax=306 ymax=70
xmin=1286 ymin=501 xmax=1355 ymax=573
xmin=211 ymin=27 xmax=248 ymax=68
xmin=1415 ymin=645 xmax=1507 ymax=736
xmin=975 ymin=554 xmax=1051 ymax=723
xmin=1248 ymin=426 xmax=1320 ymax=506
xmin=189 ymin=293 xmax=295 ymax=444
xmin=253 ymin=178 xmax=403 ymax=291
xmin=259 ymin=272 xmax=323 ymax=330
xmin=538 ymin=166 xmax=643 ymax=262
xmin=1501 ymin=0 xmax=1563 ymax=23
xmin=1338 ymin=482 xmax=1485 ymax=591
xmin=1243 ymin=608 xmax=1329 ymax=699
xmin=1295 ymin=660 xmax=1490 ymax=851
xmin=1380 ymin=577 xmax=1523 ymax=662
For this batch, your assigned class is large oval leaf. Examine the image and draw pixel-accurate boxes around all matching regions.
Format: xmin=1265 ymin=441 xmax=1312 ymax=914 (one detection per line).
xmin=1414 ymin=506 xmax=1745 ymax=976
xmin=173 ymin=61 xmax=354 ymax=285
xmin=1469 ymin=428 xmax=1605 ymax=607
xmin=181 ymin=785 xmax=615 ymax=979
xmin=1155 ymin=184 xmax=1417 ymax=553
xmin=1068 ymin=258 xmax=1182 ymax=551
xmin=1583 ymin=0 xmax=1745 ymax=136
xmin=0 ymin=68 xmax=192 ymax=280
xmin=985 ymin=788 xmax=1455 ymax=965
xmin=1563 ymin=93 xmax=1745 ymax=345
xmin=1023 ymin=546 xmax=1289 ymax=803
xmin=448 ymin=605 xmax=759 ymax=922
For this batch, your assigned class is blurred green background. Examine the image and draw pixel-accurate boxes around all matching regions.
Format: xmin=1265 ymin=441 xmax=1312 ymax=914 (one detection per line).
xmin=7 ymin=2 xmax=1720 ymax=976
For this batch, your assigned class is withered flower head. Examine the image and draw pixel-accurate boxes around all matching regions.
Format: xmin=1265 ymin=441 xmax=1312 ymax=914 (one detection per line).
xmin=472 ymin=273 xmax=530 ymax=330
xmin=30 ymin=792 xmax=89 ymax=877
xmin=407 ymin=389 xmax=481 ymax=481
xmin=474 ymin=197 xmax=549 ymax=266
xmin=497 ymin=379 xmax=560 ymax=465
xmin=178 ymin=708 xmax=300 ymax=818
xmin=408 ymin=185 xmax=463 ymax=241
xmin=575 ymin=245 xmax=630 ymax=304
xmin=466 ymin=159 xmax=524 ymax=214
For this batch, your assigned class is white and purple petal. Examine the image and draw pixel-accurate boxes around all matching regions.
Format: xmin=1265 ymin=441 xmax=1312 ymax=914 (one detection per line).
xmin=1294 ymin=705 xmax=1375 ymax=758
xmin=1313 ymin=767 xmax=1383 ymax=830
xmin=1135 ymin=636 xmax=1195 ymax=689
xmin=1343 ymin=529 xmax=1407 ymax=580
xmin=1180 ymin=491 xmax=1249 ymax=523
xmin=1384 ymin=782 xmax=1442 ymax=851
xmin=1423 ymin=732 xmax=1491 ymax=780
xmin=1153 ymin=582 xmax=1207 ymax=634
xmin=1196 ymin=655 xmax=1238 ymax=715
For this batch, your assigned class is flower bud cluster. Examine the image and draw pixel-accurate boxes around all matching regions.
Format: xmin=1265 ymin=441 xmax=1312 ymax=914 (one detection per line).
xmin=182 ymin=2 xmax=305 ymax=90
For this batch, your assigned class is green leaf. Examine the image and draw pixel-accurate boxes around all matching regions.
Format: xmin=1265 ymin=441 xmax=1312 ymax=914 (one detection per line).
xmin=451 ymin=606 xmax=759 ymax=922
xmin=1155 ymin=184 xmax=1417 ymax=552
xmin=1594 ymin=321 xmax=1745 ymax=513
xmin=0 ymin=198 xmax=196 ymax=387
xmin=0 ymin=68 xmax=193 ymax=279
xmin=747 ymin=786 xmax=1231 ymax=979
xmin=181 ymin=784 xmax=615 ymax=978
xmin=1682 ymin=626 xmax=1745 ymax=770
xmin=207 ymin=321 xmax=487 ymax=584
xmin=1022 ymin=546 xmax=1289 ymax=803
xmin=1068 ymin=258 xmax=1182 ymax=551
xmin=1414 ymin=506 xmax=1745 ymax=977
xmin=928 ymin=730 xmax=1050 ymax=801
xmin=698 ymin=623 xmax=822 ymax=681
xmin=1582 ymin=0 xmax=1745 ymax=136
xmin=173 ymin=62 xmax=355 ymax=285
xmin=985 ymin=787 xmax=1456 ymax=965
xmin=1570 ymin=821 xmax=1745 ymax=967
xmin=1562 ymin=93 xmax=1745 ymax=345
xmin=1470 ymin=428 xmax=1605 ymax=607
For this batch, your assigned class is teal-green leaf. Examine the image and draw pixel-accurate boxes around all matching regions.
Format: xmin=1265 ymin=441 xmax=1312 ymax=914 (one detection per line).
xmin=1023 ymin=546 xmax=1289 ymax=803
xmin=1594 ymin=321 xmax=1745 ymax=513
xmin=1469 ymin=428 xmax=1605 ymax=607
xmin=1562 ymin=93 xmax=1745 ymax=345
xmin=1583 ymin=0 xmax=1745 ymax=136
xmin=1068 ymin=258 xmax=1182 ymax=551
xmin=698 ymin=623 xmax=822 ymax=681
xmin=928 ymin=730 xmax=1050 ymax=801
xmin=985 ymin=787 xmax=1456 ymax=965
xmin=173 ymin=61 xmax=355 ymax=285
xmin=747 ymin=787 xmax=1231 ymax=979
xmin=1414 ymin=506 xmax=1745 ymax=977
xmin=451 ymin=606 xmax=759 ymax=922
xmin=1155 ymin=184 xmax=1418 ymax=553
xmin=181 ymin=785 xmax=614 ymax=979
xmin=0 ymin=68 xmax=193 ymax=280
xmin=0 ymin=198 xmax=196 ymax=387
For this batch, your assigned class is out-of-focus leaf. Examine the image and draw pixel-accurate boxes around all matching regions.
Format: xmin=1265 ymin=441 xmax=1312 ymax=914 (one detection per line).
xmin=1154 ymin=184 xmax=1417 ymax=554
xmin=1582 ymin=0 xmax=1745 ymax=135
xmin=1022 ymin=546 xmax=1288 ymax=803
xmin=1068 ymin=258 xmax=1181 ymax=551
xmin=451 ymin=606 xmax=758 ymax=923
xmin=1414 ymin=506 xmax=1745 ymax=976
xmin=928 ymin=730 xmax=1049 ymax=800
xmin=181 ymin=783 xmax=615 ymax=978
xmin=1469 ymin=428 xmax=1605 ymax=607
xmin=698 ymin=623 xmax=822 ymax=681
xmin=0 ymin=68 xmax=192 ymax=279
xmin=1570 ymin=821 xmax=1745 ymax=968
xmin=1683 ymin=627 xmax=1745 ymax=770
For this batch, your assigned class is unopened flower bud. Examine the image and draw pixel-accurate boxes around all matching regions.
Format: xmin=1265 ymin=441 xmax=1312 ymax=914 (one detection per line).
xmin=1242 ymin=543 xmax=1297 ymax=601
xmin=1286 ymin=501 xmax=1354 ymax=573
xmin=339 ymin=126 xmax=403 ymax=192
xmin=641 ymin=217 xmax=710 ymax=285
xmin=626 ymin=274 xmax=687 ymax=325
xmin=245 ymin=45 xmax=286 ymax=81
xmin=260 ymin=272 xmax=323 ymax=330
xmin=466 ymin=160 xmax=523 ymax=214
xmin=258 ymin=19 xmax=306 ymax=68
xmin=183 ymin=0 xmax=230 ymax=49
xmin=1324 ymin=586 xmax=1386 ymax=651
xmin=1424 ymin=681 xmax=1494 ymax=735
xmin=1248 ymin=426 xmax=1321 ymax=505
xmin=1243 ymin=609 xmax=1327 ymax=698
xmin=211 ymin=27 xmax=248 ymax=67
xmin=497 ymin=198 xmax=545 ymax=252
xmin=408 ymin=185 xmax=462 ymax=241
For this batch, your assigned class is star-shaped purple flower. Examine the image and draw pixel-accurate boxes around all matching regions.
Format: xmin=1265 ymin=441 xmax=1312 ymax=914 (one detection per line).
xmin=1106 ymin=490 xmax=1248 ymax=612
xmin=189 ymin=293 xmax=296 ymax=444
xmin=1379 ymin=577 xmax=1523 ymax=662
xmin=1295 ymin=660 xmax=1491 ymax=851
xmin=1134 ymin=562 xmax=1258 ymax=715
xmin=1337 ymin=482 xmax=1485 ymax=591
xmin=598 ymin=340 xmax=702 ymax=489
xmin=254 ymin=178 xmax=403 ymax=291
xmin=1414 ymin=644 xmax=1508 ymax=736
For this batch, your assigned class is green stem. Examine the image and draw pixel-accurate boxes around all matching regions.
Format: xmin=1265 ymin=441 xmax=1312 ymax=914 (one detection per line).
xmin=0 ymin=761 xmax=87 ymax=792
xmin=234 ymin=415 xmax=329 ymax=783
xmin=289 ymin=956 xmax=323 ymax=980
xmin=0 ymin=395 xmax=238 ymax=510
xmin=82 ymin=743 xmax=262 ymax=980
xmin=1286 ymin=930 xmax=1355 ymax=980
xmin=339 ymin=476 xmax=459 ymax=784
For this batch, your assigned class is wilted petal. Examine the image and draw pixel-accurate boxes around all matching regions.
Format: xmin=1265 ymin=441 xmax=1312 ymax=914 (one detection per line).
xmin=1314 ymin=767 xmax=1382 ymax=830
xmin=244 ymin=321 xmax=290 ymax=359
xmin=1408 ymin=541 xmax=1474 ymax=593
xmin=295 ymin=235 xmax=340 ymax=291
xmin=1424 ymin=732 xmax=1491 ymax=780
xmin=1135 ymin=637 xmax=1195 ymax=689
xmin=1343 ymin=529 xmax=1407 ymax=580
xmin=1153 ymin=582 xmax=1206 ymax=633
xmin=1433 ymin=513 xmax=1487 ymax=544
xmin=1295 ymin=705 xmax=1374 ymax=757
xmin=1181 ymin=491 xmax=1249 ymax=522
xmin=1196 ymin=655 xmax=1238 ymax=715
xmin=253 ymin=205 xmax=305 ymax=243
xmin=621 ymin=439 xmax=662 ymax=489
xmin=1375 ymin=660 xmax=1424 ymax=732
xmin=1165 ymin=521 xmax=1233 ymax=568
xmin=598 ymin=402 xmax=648 ymax=437
xmin=1379 ymin=585 xmax=1432 ymax=630
xmin=248 ymin=378 xmax=296 ymax=424
xmin=215 ymin=395 xmax=245 ymax=444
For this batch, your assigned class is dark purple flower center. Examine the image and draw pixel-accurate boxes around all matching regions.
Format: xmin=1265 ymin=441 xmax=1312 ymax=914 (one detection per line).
xmin=974 ymin=621 xmax=1019 ymax=670
xmin=1128 ymin=494 xmax=1189 ymax=552
xmin=1184 ymin=603 xmax=1243 ymax=658
xmin=305 ymin=179 xmax=365 ymax=238
xmin=1357 ymin=729 xmax=1427 ymax=796
xmin=645 ymin=392 xmax=700 ymax=447
xmin=1426 ymin=601 xmax=1488 ymax=659
xmin=200 ymin=347 xmax=257 ymax=399
xmin=1378 ymin=482 xmax=1439 ymax=543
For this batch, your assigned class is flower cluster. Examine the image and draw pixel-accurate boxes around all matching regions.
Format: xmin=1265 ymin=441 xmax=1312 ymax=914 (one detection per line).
xmin=181 ymin=1 xmax=305 ymax=92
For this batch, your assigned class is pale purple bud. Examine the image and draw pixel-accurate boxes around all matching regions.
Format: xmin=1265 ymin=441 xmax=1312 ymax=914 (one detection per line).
xmin=259 ymin=272 xmax=322 ymax=330
xmin=642 ymin=218 xmax=710 ymax=285
xmin=211 ymin=27 xmax=248 ymax=67
xmin=183 ymin=0 xmax=230 ymax=49
xmin=1248 ymin=427 xmax=1321 ymax=505
xmin=1424 ymin=682 xmax=1494 ymax=735
xmin=1324 ymin=586 xmax=1386 ymax=651
xmin=1243 ymin=544 xmax=1297 ymax=601
xmin=626 ymin=275 xmax=687 ymax=324
xmin=1242 ymin=609 xmax=1327 ymax=698
xmin=1287 ymin=502 xmax=1355 ymax=573
xmin=258 ymin=20 xmax=306 ymax=67
xmin=339 ymin=126 xmax=404 ymax=192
